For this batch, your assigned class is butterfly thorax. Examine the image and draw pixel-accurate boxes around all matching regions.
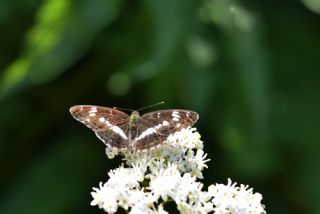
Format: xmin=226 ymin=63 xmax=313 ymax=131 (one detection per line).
xmin=128 ymin=111 xmax=140 ymax=128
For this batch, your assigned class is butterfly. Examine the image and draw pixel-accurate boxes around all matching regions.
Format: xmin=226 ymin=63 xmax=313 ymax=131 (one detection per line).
xmin=69 ymin=105 xmax=199 ymax=151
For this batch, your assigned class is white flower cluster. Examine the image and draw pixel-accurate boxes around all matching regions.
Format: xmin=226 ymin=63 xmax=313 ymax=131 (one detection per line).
xmin=91 ymin=128 xmax=266 ymax=214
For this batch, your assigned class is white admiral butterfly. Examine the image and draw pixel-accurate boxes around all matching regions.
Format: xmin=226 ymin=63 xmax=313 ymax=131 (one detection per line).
xmin=69 ymin=105 xmax=198 ymax=151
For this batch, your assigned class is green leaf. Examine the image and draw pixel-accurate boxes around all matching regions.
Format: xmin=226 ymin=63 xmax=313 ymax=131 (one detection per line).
xmin=0 ymin=0 xmax=121 ymax=98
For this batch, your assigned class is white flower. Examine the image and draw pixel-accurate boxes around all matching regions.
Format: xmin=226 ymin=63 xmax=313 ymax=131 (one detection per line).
xmin=90 ymin=128 xmax=266 ymax=214
xmin=107 ymin=164 xmax=145 ymax=189
xmin=127 ymin=190 xmax=155 ymax=213
xmin=174 ymin=173 xmax=214 ymax=214
xmin=105 ymin=146 xmax=118 ymax=159
xmin=90 ymin=182 xmax=105 ymax=207
xmin=149 ymin=163 xmax=181 ymax=201
xmin=208 ymin=179 xmax=266 ymax=214
xmin=90 ymin=183 xmax=119 ymax=213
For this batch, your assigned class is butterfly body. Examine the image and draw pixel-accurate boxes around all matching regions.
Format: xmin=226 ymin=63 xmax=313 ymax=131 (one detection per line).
xmin=70 ymin=105 xmax=198 ymax=151
xmin=128 ymin=111 xmax=140 ymax=128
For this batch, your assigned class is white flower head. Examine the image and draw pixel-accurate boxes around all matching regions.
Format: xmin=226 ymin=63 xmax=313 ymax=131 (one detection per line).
xmin=149 ymin=163 xmax=181 ymax=201
xmin=208 ymin=179 xmax=266 ymax=214
xmin=90 ymin=128 xmax=266 ymax=214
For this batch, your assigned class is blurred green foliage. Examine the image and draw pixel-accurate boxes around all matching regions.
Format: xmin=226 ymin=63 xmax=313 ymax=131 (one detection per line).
xmin=1 ymin=0 xmax=320 ymax=213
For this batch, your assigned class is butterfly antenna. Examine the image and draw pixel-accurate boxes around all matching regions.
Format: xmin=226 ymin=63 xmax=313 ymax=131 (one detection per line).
xmin=113 ymin=106 xmax=135 ymax=112
xmin=137 ymin=101 xmax=165 ymax=112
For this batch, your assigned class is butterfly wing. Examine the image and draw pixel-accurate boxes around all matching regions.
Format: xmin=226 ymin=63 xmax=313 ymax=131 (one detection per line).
xmin=132 ymin=109 xmax=198 ymax=150
xmin=130 ymin=122 xmax=166 ymax=151
xmin=95 ymin=123 xmax=130 ymax=150
xmin=70 ymin=105 xmax=130 ymax=149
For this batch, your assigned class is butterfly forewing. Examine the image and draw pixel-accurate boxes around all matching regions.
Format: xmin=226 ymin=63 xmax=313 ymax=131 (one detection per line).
xmin=140 ymin=109 xmax=198 ymax=135
xmin=70 ymin=105 xmax=129 ymax=132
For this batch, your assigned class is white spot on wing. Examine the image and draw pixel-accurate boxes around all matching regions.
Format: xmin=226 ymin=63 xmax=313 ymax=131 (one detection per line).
xmin=172 ymin=111 xmax=179 ymax=116
xmin=135 ymin=128 xmax=156 ymax=141
xmin=162 ymin=120 xmax=169 ymax=126
xmin=89 ymin=113 xmax=96 ymax=117
xmin=89 ymin=107 xmax=97 ymax=113
xmin=172 ymin=111 xmax=181 ymax=122
xmin=152 ymin=120 xmax=169 ymax=131
xmin=99 ymin=117 xmax=105 ymax=122
xmin=172 ymin=111 xmax=180 ymax=117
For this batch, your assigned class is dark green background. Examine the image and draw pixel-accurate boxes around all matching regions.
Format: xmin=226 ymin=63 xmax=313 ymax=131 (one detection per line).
xmin=1 ymin=0 xmax=319 ymax=213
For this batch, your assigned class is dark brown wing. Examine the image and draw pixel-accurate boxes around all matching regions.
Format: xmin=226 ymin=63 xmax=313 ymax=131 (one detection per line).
xmin=95 ymin=123 xmax=130 ymax=150
xmin=70 ymin=105 xmax=130 ymax=149
xmin=132 ymin=109 xmax=198 ymax=150
xmin=141 ymin=109 xmax=198 ymax=135
xmin=69 ymin=105 xmax=129 ymax=132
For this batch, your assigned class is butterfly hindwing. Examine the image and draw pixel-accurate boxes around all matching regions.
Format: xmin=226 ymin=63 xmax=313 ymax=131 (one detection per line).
xmin=95 ymin=122 xmax=130 ymax=150
xmin=131 ymin=122 xmax=166 ymax=151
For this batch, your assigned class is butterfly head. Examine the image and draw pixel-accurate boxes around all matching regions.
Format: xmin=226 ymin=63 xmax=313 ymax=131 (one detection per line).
xmin=129 ymin=111 xmax=140 ymax=127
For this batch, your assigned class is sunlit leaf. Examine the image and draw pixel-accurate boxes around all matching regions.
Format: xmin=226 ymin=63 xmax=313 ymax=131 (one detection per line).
xmin=0 ymin=0 xmax=121 ymax=98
